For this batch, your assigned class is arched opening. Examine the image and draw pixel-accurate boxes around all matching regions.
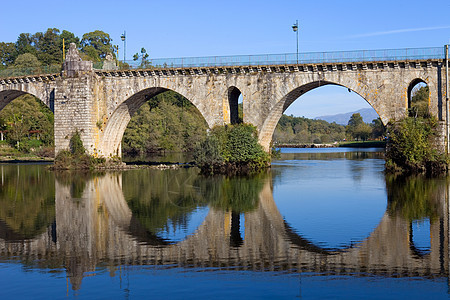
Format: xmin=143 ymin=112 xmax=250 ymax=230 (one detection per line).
xmin=0 ymin=91 xmax=54 ymax=158
xmin=104 ymin=87 xmax=209 ymax=160
xmin=269 ymin=83 xmax=386 ymax=251
xmin=407 ymin=79 xmax=429 ymax=118
xmin=268 ymin=84 xmax=383 ymax=147
xmin=227 ymin=86 xmax=243 ymax=124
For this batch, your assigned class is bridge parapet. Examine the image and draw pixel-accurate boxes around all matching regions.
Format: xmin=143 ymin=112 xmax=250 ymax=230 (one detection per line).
xmin=93 ymin=59 xmax=444 ymax=78
xmin=0 ymin=46 xmax=445 ymax=80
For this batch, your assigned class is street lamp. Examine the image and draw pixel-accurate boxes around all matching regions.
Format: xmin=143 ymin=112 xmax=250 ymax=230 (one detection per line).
xmin=120 ymin=31 xmax=126 ymax=62
xmin=292 ymin=20 xmax=299 ymax=64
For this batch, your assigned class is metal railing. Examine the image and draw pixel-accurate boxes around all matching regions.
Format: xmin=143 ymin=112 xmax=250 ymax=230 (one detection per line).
xmin=0 ymin=47 xmax=445 ymax=79
xmin=0 ymin=64 xmax=62 ymax=79
xmin=115 ymin=47 xmax=445 ymax=69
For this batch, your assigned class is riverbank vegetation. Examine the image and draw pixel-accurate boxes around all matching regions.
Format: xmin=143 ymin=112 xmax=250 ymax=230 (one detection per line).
xmin=385 ymin=116 xmax=448 ymax=176
xmin=0 ymin=94 xmax=54 ymax=159
xmin=273 ymin=113 xmax=385 ymax=146
xmin=52 ymin=131 xmax=108 ymax=170
xmin=122 ymin=91 xmax=208 ymax=156
xmin=385 ymin=84 xmax=448 ymax=176
xmin=193 ymin=124 xmax=271 ymax=175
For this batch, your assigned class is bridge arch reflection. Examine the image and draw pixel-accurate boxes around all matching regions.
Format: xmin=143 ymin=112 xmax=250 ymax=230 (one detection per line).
xmin=0 ymin=168 xmax=448 ymax=290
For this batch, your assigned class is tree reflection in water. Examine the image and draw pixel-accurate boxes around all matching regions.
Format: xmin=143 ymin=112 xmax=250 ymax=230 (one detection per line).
xmin=0 ymin=164 xmax=449 ymax=294
xmin=0 ymin=164 xmax=55 ymax=240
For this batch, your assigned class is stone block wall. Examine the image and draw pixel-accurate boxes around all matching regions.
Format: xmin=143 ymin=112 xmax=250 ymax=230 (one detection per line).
xmin=54 ymin=73 xmax=97 ymax=154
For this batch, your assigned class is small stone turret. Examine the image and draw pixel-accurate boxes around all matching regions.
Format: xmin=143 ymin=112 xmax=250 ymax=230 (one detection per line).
xmin=63 ymin=43 xmax=93 ymax=77
xmin=102 ymin=53 xmax=118 ymax=70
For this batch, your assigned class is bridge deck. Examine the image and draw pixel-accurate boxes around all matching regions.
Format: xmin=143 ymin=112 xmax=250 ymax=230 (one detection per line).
xmin=0 ymin=59 xmax=444 ymax=84
xmin=0 ymin=46 xmax=445 ymax=81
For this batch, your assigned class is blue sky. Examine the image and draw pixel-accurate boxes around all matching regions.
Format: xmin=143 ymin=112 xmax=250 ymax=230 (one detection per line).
xmin=2 ymin=0 xmax=449 ymax=118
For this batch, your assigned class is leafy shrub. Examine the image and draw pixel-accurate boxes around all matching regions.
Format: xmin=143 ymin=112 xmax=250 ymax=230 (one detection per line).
xmin=385 ymin=116 xmax=448 ymax=176
xmin=53 ymin=131 xmax=106 ymax=170
xmin=194 ymin=124 xmax=270 ymax=174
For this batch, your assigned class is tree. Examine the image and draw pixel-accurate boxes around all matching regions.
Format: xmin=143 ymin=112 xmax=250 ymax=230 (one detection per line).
xmin=13 ymin=53 xmax=41 ymax=68
xmin=35 ymin=28 xmax=62 ymax=65
xmin=410 ymin=85 xmax=429 ymax=118
xmin=15 ymin=33 xmax=37 ymax=57
xmin=133 ymin=47 xmax=150 ymax=68
xmin=81 ymin=30 xmax=115 ymax=61
xmin=371 ymin=118 xmax=385 ymax=140
xmin=346 ymin=113 xmax=364 ymax=140
xmin=0 ymin=42 xmax=16 ymax=67
xmin=385 ymin=116 xmax=447 ymax=175
xmin=0 ymin=94 xmax=54 ymax=149
xmin=60 ymin=30 xmax=80 ymax=53
xmin=354 ymin=123 xmax=372 ymax=141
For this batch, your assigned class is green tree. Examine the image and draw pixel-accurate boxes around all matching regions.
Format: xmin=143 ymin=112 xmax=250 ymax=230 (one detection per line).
xmin=346 ymin=113 xmax=365 ymax=140
xmin=13 ymin=53 xmax=41 ymax=69
xmin=133 ymin=47 xmax=150 ymax=68
xmin=0 ymin=94 xmax=54 ymax=151
xmin=410 ymin=85 xmax=429 ymax=118
xmin=371 ymin=118 xmax=385 ymax=140
xmin=4 ymin=53 xmax=42 ymax=77
xmin=0 ymin=42 xmax=16 ymax=67
xmin=354 ymin=122 xmax=372 ymax=141
xmin=194 ymin=124 xmax=270 ymax=174
xmin=35 ymin=28 xmax=62 ymax=65
xmin=60 ymin=30 xmax=80 ymax=53
xmin=8 ymin=114 xmax=28 ymax=148
xmin=385 ymin=116 xmax=447 ymax=175
xmin=81 ymin=30 xmax=115 ymax=61
xmin=15 ymin=33 xmax=37 ymax=57
xmin=122 ymin=91 xmax=208 ymax=156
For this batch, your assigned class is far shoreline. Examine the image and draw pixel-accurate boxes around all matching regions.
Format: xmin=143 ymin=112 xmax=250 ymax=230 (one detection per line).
xmin=275 ymin=141 xmax=386 ymax=149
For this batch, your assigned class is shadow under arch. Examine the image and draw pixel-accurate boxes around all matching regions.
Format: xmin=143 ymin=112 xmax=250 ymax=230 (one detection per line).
xmin=258 ymin=81 xmax=385 ymax=150
xmin=228 ymin=86 xmax=242 ymax=124
xmin=101 ymin=87 xmax=208 ymax=157
xmin=407 ymin=78 xmax=429 ymax=118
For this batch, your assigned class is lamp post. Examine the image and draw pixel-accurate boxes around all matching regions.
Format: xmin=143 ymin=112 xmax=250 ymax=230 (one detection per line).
xmin=292 ymin=20 xmax=299 ymax=64
xmin=120 ymin=31 xmax=126 ymax=62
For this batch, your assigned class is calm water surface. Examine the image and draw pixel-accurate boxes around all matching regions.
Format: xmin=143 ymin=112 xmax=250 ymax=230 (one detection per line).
xmin=0 ymin=148 xmax=449 ymax=299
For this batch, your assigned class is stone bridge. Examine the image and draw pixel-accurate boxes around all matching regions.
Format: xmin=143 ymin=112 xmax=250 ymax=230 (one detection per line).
xmin=0 ymin=44 xmax=448 ymax=156
xmin=0 ymin=173 xmax=448 ymax=290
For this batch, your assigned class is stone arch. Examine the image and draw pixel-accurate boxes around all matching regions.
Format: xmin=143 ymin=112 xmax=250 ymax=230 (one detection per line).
xmin=227 ymin=86 xmax=242 ymax=124
xmin=0 ymin=89 xmax=55 ymax=143
xmin=0 ymin=85 xmax=55 ymax=113
xmin=407 ymin=78 xmax=429 ymax=117
xmin=258 ymin=80 xmax=385 ymax=151
xmin=101 ymin=87 xmax=208 ymax=157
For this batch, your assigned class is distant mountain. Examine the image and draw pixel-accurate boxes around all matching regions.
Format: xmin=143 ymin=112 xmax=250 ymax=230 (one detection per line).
xmin=315 ymin=108 xmax=379 ymax=125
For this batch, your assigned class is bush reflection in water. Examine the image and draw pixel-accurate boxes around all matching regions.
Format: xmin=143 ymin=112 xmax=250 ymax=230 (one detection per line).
xmin=0 ymin=161 xmax=449 ymax=298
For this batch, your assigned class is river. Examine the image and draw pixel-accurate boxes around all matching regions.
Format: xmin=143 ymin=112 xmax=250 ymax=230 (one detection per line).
xmin=0 ymin=148 xmax=448 ymax=299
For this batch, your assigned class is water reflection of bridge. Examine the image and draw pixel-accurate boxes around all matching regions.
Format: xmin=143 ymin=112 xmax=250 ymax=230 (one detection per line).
xmin=0 ymin=173 xmax=448 ymax=290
